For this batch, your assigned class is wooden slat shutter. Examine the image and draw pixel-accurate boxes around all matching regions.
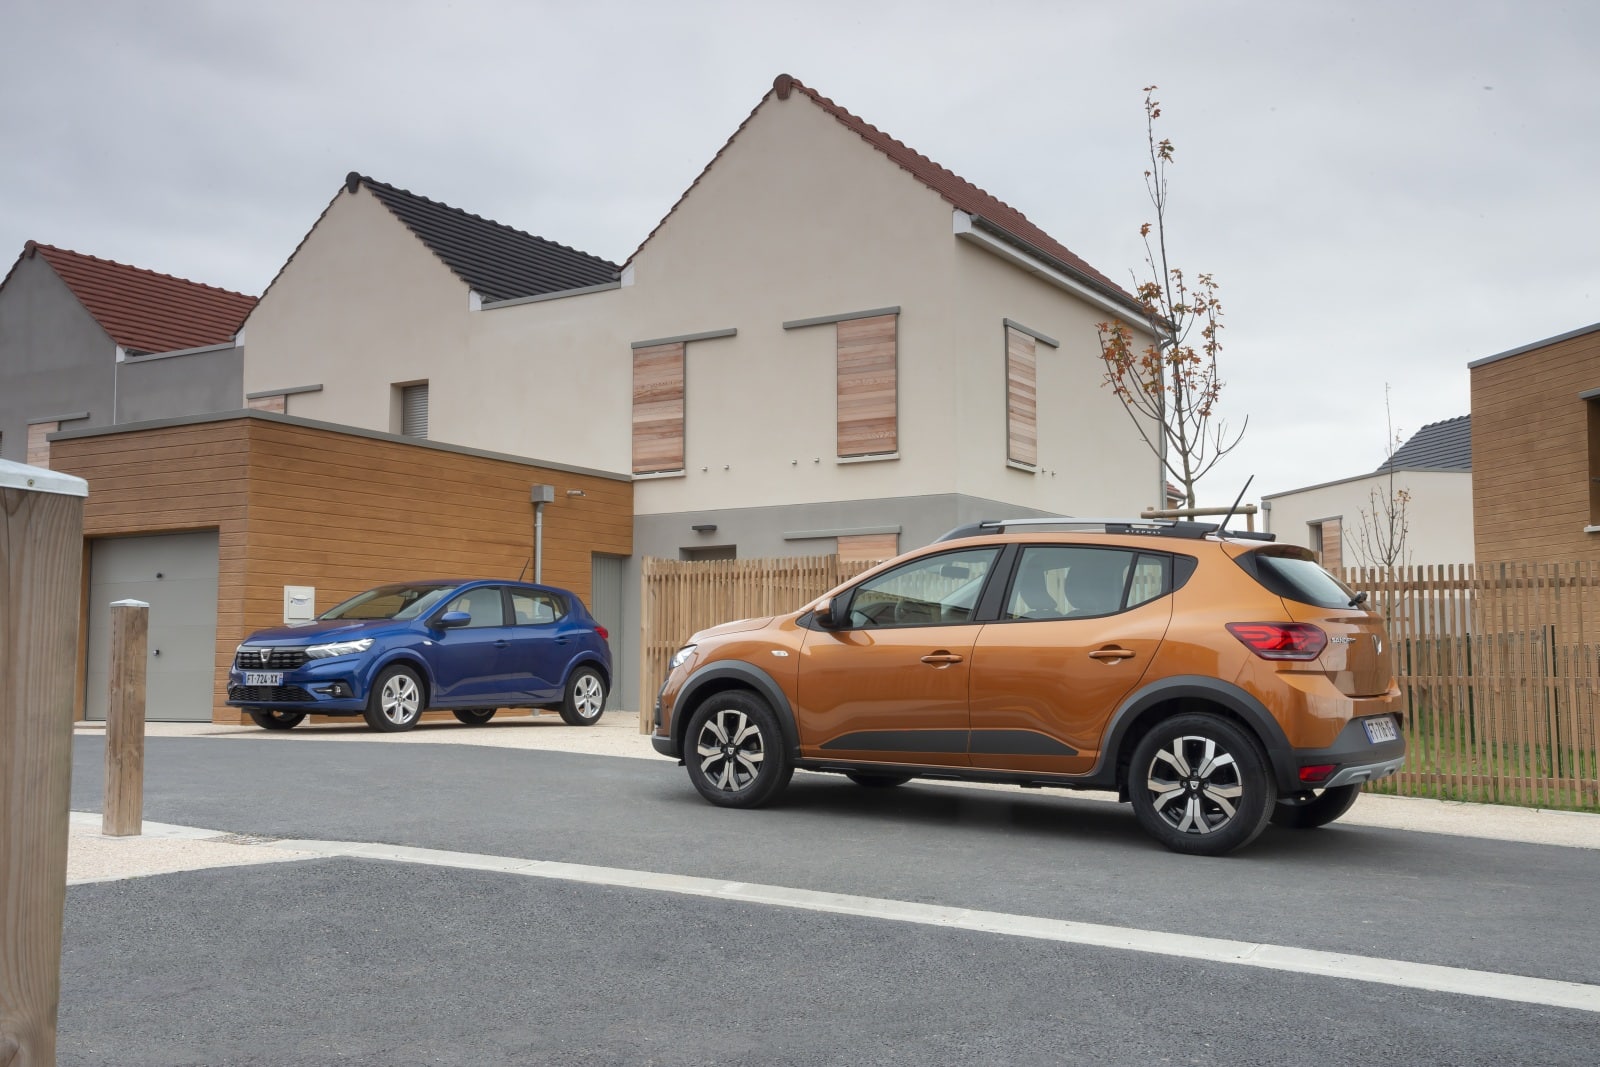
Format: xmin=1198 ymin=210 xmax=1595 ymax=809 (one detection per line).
xmin=400 ymin=383 xmax=429 ymax=438
xmin=837 ymin=314 xmax=897 ymax=457
xmin=836 ymin=532 xmax=899 ymax=562
xmin=1321 ymin=517 xmax=1343 ymax=570
xmin=26 ymin=421 xmax=56 ymax=468
xmin=633 ymin=342 xmax=685 ymax=474
xmin=1006 ymin=326 xmax=1037 ymax=466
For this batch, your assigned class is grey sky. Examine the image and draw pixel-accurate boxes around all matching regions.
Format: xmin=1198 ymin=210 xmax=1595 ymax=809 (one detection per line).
xmin=3 ymin=0 xmax=1595 ymax=503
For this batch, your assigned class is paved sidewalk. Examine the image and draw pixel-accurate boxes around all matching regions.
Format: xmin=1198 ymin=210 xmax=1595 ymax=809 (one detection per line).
xmin=67 ymin=711 xmax=1600 ymax=885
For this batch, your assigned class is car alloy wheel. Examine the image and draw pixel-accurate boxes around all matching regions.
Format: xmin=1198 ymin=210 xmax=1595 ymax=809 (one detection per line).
xmin=364 ymin=665 xmax=425 ymax=732
xmin=559 ymin=667 xmax=607 ymax=725
xmin=1128 ymin=713 xmax=1274 ymax=856
xmin=684 ymin=693 xmax=793 ymax=808
xmin=1145 ymin=734 xmax=1243 ymax=835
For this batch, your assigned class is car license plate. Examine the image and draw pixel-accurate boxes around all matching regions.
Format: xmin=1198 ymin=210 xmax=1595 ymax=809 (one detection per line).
xmin=244 ymin=672 xmax=283 ymax=686
xmin=1363 ymin=716 xmax=1398 ymax=744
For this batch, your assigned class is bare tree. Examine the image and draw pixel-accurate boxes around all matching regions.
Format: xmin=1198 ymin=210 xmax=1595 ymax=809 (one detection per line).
xmin=1097 ymin=87 xmax=1245 ymax=508
xmin=1354 ymin=385 xmax=1412 ymax=568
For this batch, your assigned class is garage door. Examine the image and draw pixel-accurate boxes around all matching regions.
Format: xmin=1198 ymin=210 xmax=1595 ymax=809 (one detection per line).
xmin=86 ymin=531 xmax=220 ymax=722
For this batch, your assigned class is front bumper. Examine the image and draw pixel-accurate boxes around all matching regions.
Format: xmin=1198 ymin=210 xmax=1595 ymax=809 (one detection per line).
xmin=226 ymin=658 xmax=369 ymax=712
xmin=651 ymin=732 xmax=681 ymax=760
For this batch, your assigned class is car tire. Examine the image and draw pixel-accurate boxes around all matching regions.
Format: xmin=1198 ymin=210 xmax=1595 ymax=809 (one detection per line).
xmin=1128 ymin=713 xmax=1276 ymax=856
xmin=684 ymin=692 xmax=794 ymax=808
xmin=247 ymin=709 xmax=305 ymax=731
xmin=558 ymin=667 xmax=606 ymax=726
xmin=452 ymin=708 xmax=497 ymax=726
xmin=1270 ymin=783 xmax=1362 ymax=830
xmin=845 ymin=771 xmax=912 ymax=788
xmin=363 ymin=665 xmax=425 ymax=732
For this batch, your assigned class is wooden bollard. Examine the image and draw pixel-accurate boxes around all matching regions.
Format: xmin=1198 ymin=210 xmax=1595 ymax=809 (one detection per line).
xmin=0 ymin=458 xmax=87 ymax=1067
xmin=103 ymin=600 xmax=149 ymax=837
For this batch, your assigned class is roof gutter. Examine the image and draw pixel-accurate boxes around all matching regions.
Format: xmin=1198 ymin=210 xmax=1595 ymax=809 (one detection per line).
xmin=952 ymin=211 xmax=1147 ymax=323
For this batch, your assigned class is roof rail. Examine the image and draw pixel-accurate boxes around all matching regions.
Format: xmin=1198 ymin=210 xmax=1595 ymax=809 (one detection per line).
xmin=934 ymin=517 xmax=1277 ymax=543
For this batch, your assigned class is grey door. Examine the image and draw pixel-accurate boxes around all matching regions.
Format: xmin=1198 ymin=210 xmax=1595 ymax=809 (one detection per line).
xmin=591 ymin=554 xmax=626 ymax=705
xmin=86 ymin=531 xmax=220 ymax=722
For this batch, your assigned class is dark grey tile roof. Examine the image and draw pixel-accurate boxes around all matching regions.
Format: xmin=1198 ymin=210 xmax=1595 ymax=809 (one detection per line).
xmin=349 ymin=173 xmax=618 ymax=302
xmin=1377 ymin=414 xmax=1471 ymax=472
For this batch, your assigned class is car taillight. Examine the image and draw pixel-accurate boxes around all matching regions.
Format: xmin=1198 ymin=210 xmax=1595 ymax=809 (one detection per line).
xmin=1299 ymin=764 xmax=1335 ymax=784
xmin=1226 ymin=622 xmax=1326 ymax=660
xmin=595 ymin=625 xmax=609 ymax=641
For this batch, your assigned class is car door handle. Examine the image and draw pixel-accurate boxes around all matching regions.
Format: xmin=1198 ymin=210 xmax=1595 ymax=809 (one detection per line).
xmin=920 ymin=653 xmax=964 ymax=665
xmin=1089 ymin=647 xmax=1136 ymax=661
xmin=494 ymin=640 xmax=509 ymax=648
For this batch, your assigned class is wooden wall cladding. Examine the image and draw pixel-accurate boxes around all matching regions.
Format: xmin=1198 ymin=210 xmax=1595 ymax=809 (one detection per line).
xmin=1472 ymin=329 xmax=1600 ymax=563
xmin=52 ymin=414 xmax=632 ymax=721
xmin=837 ymin=314 xmax=898 ymax=457
xmin=1005 ymin=327 xmax=1038 ymax=467
xmin=632 ymin=342 xmax=685 ymax=474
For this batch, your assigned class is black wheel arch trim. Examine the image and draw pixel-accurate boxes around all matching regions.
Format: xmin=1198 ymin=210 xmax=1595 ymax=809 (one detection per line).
xmin=1093 ymin=675 xmax=1298 ymax=793
xmin=673 ymin=660 xmax=800 ymax=756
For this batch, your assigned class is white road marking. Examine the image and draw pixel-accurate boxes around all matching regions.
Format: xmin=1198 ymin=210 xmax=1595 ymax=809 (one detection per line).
xmin=268 ymin=835 xmax=1600 ymax=1014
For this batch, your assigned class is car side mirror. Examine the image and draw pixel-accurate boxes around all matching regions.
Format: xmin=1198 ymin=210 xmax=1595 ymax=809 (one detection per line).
xmin=814 ymin=595 xmax=845 ymax=630
xmin=437 ymin=611 xmax=471 ymax=629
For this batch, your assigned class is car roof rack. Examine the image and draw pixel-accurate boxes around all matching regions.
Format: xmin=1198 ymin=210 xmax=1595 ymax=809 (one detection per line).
xmin=934 ymin=517 xmax=1275 ymax=543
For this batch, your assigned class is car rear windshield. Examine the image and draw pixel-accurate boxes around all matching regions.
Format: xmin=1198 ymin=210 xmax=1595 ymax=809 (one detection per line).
xmin=1235 ymin=547 xmax=1359 ymax=610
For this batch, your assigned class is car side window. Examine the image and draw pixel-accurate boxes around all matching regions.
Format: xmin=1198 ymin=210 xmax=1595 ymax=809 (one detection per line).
xmin=1006 ymin=546 xmax=1149 ymax=620
xmin=510 ymin=590 xmax=565 ymax=626
xmin=845 ymin=548 xmax=1000 ymax=629
xmin=445 ymin=586 xmax=506 ymax=628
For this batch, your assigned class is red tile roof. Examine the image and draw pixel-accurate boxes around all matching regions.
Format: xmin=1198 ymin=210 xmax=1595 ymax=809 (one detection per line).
xmin=628 ymin=74 xmax=1137 ymax=309
xmin=13 ymin=242 xmax=256 ymax=354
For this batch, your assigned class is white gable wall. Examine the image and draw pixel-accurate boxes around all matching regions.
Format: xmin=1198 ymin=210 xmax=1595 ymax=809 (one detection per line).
xmin=1263 ymin=469 xmax=1475 ymax=566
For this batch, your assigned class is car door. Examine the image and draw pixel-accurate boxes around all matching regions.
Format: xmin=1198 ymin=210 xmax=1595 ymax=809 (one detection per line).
xmin=501 ymin=588 xmax=569 ymax=702
xmin=796 ymin=546 xmax=1002 ymax=768
xmin=968 ymin=546 xmax=1175 ymax=774
xmin=429 ymin=585 xmax=514 ymax=704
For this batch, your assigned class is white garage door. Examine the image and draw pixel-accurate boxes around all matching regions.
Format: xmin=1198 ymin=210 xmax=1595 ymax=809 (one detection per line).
xmin=86 ymin=531 xmax=220 ymax=722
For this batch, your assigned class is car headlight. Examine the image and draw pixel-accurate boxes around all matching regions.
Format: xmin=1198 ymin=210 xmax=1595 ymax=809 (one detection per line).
xmin=668 ymin=644 xmax=696 ymax=670
xmin=305 ymin=638 xmax=374 ymax=659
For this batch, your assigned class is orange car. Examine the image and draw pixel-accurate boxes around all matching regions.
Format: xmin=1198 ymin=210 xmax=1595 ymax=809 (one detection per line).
xmin=650 ymin=518 xmax=1405 ymax=856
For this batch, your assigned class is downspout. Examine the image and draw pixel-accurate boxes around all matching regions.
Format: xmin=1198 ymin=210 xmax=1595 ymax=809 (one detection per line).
xmin=531 ymin=485 xmax=555 ymax=582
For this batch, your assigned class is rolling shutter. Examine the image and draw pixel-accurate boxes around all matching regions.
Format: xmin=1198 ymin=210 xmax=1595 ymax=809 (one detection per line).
xmin=633 ymin=342 xmax=685 ymax=474
xmin=837 ymin=314 xmax=897 ymax=457
xmin=401 ymin=383 xmax=429 ymax=438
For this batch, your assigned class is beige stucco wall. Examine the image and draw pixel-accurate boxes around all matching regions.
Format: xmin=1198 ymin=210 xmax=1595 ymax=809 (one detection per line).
xmin=241 ymin=188 xmax=471 ymax=433
xmin=1263 ymin=469 xmax=1475 ymax=566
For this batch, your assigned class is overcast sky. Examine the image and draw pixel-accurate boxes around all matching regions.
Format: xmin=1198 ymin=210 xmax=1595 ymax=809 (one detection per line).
xmin=3 ymin=0 xmax=1595 ymax=505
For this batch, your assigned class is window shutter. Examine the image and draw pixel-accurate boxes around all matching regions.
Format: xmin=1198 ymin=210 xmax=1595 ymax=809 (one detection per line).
xmin=27 ymin=421 xmax=57 ymax=468
xmin=1321 ymin=517 xmax=1343 ymax=570
xmin=247 ymin=394 xmax=286 ymax=414
xmin=837 ymin=314 xmax=897 ymax=457
xmin=633 ymin=342 xmax=685 ymax=474
xmin=836 ymin=532 xmax=899 ymax=561
xmin=400 ymin=383 xmax=429 ymax=438
xmin=1006 ymin=326 xmax=1037 ymax=466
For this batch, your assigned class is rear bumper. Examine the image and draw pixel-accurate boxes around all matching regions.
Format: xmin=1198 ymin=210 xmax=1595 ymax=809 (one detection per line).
xmin=1294 ymin=715 xmax=1405 ymax=787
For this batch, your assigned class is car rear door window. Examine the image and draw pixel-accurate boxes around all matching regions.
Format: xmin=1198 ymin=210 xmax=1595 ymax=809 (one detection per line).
xmin=1006 ymin=547 xmax=1173 ymax=620
xmin=510 ymin=590 xmax=566 ymax=625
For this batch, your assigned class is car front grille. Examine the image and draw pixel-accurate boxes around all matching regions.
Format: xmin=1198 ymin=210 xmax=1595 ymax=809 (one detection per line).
xmin=234 ymin=647 xmax=309 ymax=670
xmin=228 ymin=685 xmax=314 ymax=703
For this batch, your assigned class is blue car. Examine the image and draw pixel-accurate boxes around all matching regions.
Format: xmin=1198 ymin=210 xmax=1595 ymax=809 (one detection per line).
xmin=226 ymin=579 xmax=612 ymax=732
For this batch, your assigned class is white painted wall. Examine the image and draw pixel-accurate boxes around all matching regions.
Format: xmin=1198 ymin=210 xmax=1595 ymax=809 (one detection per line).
xmin=1263 ymin=469 xmax=1474 ymax=566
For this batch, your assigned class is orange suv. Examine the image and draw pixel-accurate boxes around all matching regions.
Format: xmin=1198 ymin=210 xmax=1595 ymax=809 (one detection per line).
xmin=650 ymin=518 xmax=1405 ymax=856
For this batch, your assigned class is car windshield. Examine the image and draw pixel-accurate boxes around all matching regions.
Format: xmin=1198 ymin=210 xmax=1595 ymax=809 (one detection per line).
xmin=320 ymin=583 xmax=457 ymax=621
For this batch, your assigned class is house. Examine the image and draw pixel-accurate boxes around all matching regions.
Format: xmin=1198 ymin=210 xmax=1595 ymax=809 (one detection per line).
xmin=240 ymin=74 xmax=1160 ymax=709
xmin=1261 ymin=415 xmax=1474 ymax=567
xmin=1469 ymin=321 xmax=1600 ymax=563
xmin=0 ymin=241 xmax=255 ymax=466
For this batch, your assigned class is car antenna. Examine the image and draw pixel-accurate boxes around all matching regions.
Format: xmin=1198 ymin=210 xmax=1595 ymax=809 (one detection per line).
xmin=1216 ymin=476 xmax=1254 ymax=537
xmin=517 ymin=556 xmax=530 ymax=582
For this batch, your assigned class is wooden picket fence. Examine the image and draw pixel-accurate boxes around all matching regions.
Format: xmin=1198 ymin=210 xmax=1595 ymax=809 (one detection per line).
xmin=639 ymin=554 xmax=1600 ymax=811
xmin=1335 ymin=562 xmax=1600 ymax=811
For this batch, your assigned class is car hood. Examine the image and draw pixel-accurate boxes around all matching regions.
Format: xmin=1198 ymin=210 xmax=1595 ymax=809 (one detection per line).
xmin=690 ymin=616 xmax=775 ymax=643
xmin=241 ymin=618 xmax=405 ymax=645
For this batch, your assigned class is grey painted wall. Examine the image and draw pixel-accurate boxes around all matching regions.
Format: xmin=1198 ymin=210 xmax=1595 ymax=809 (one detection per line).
xmin=118 ymin=346 xmax=243 ymax=424
xmin=0 ymin=254 xmax=115 ymax=461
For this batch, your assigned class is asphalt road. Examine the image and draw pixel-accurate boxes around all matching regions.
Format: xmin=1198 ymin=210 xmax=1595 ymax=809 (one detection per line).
xmin=61 ymin=734 xmax=1600 ymax=1066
